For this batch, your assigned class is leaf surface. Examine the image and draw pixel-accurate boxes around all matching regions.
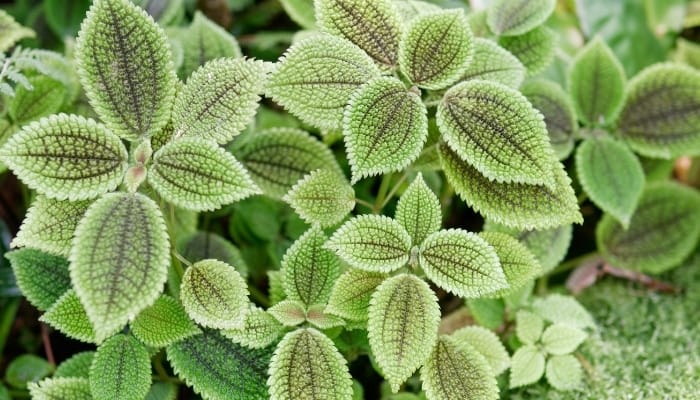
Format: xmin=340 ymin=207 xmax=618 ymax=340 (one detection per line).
xmin=131 ymin=295 xmax=201 ymax=348
xmin=459 ymin=38 xmax=525 ymax=88
xmin=5 ymin=249 xmax=70 ymax=311
xmin=89 ymin=334 xmax=151 ymax=400
xmin=284 ymin=169 xmax=355 ymax=228
xmin=532 ymin=294 xmax=595 ymax=329
xmin=479 ymin=232 xmax=542 ymax=297
xmin=175 ymin=11 xmax=241 ymax=79
xmin=28 ymin=378 xmax=92 ymax=400
xmin=451 ymin=326 xmax=510 ymax=376
xmin=54 ymin=352 xmax=94 ymax=378
xmin=541 ymin=324 xmax=587 ymax=355
xmin=9 ymin=75 xmax=66 ymax=124
xmin=178 ymin=231 xmax=248 ymax=277
xmin=267 ymin=299 xmax=307 ymax=327
xmin=395 ymin=173 xmax=441 ymax=246
xmin=545 ymin=354 xmax=583 ymax=391
xmin=515 ymin=310 xmax=544 ymax=345
xmin=325 ymin=269 xmax=386 ymax=321
xmin=498 ymin=26 xmax=556 ymax=76
xmin=487 ymin=0 xmax=555 ymax=36
xmin=509 ymin=345 xmax=545 ymax=388
xmin=40 ymin=290 xmax=96 ymax=343
xmin=222 ymin=306 xmax=284 ymax=349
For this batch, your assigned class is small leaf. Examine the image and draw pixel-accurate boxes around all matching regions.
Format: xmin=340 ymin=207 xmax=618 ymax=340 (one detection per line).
xmin=9 ymin=75 xmax=66 ymax=124
xmin=515 ymin=310 xmax=544 ymax=345
xmin=368 ymin=274 xmax=440 ymax=392
xmin=0 ymin=114 xmax=128 ymax=201
xmin=532 ymin=294 xmax=595 ymax=329
xmin=487 ymin=0 xmax=555 ymax=36
xmin=498 ymin=26 xmax=556 ymax=76
xmin=306 ymin=304 xmax=346 ymax=329
xmin=451 ymin=326 xmax=510 ymax=376
xmin=177 ymin=231 xmax=248 ymax=277
xmin=325 ymin=269 xmax=387 ymax=321
xmin=222 ymin=306 xmax=284 ymax=349
xmin=0 ymin=10 xmax=35 ymax=52
xmin=344 ymin=77 xmax=427 ymax=182
xmin=284 ymin=169 xmax=355 ymax=228
xmin=545 ymin=354 xmax=583 ymax=391
xmin=268 ymin=300 xmax=307 ymax=327
xmin=5 ymin=354 xmax=53 ymax=389
xmin=478 ymin=232 xmax=542 ymax=298
xmin=131 ymin=295 xmax=201 ymax=348
xmin=459 ymin=38 xmax=525 ymax=88
xmin=40 ymin=290 xmax=96 ymax=344
xmin=395 ymin=173 xmax=441 ymax=246
xmin=54 ymin=352 xmax=94 ymax=378
xmin=28 ymin=378 xmax=92 ymax=400
xmin=509 ymin=345 xmax=545 ymax=388
xmin=541 ymin=324 xmax=587 ymax=355
xmin=89 ymin=334 xmax=151 ymax=400
xmin=5 ymin=248 xmax=70 ymax=311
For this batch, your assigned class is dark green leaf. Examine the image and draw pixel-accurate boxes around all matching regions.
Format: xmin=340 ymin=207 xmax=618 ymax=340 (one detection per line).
xmin=5 ymin=354 xmax=53 ymax=389
xmin=177 ymin=231 xmax=248 ymax=277
xmin=89 ymin=334 xmax=151 ymax=400
xmin=5 ymin=248 xmax=70 ymax=311
xmin=40 ymin=290 xmax=96 ymax=343
xmin=9 ymin=75 xmax=66 ymax=124
xmin=131 ymin=295 xmax=201 ymax=348
xmin=459 ymin=38 xmax=525 ymax=89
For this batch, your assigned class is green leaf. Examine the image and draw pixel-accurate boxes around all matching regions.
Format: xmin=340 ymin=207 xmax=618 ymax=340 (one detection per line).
xmin=5 ymin=354 xmax=53 ymax=389
xmin=576 ymin=137 xmax=644 ymax=227
xmin=617 ymin=63 xmax=700 ymax=158
xmin=451 ymin=326 xmax=510 ymax=376
xmin=0 ymin=114 xmax=128 ymax=201
xmin=541 ymin=324 xmax=587 ymax=355
xmin=344 ymin=77 xmax=427 ymax=182
xmin=509 ymin=345 xmax=545 ymax=388
xmin=180 ymin=259 xmax=249 ymax=329
xmin=266 ymin=33 xmax=380 ymax=130
xmin=420 ymin=336 xmax=499 ymax=400
xmin=28 ymin=378 xmax=92 ymax=400
xmin=326 ymin=215 xmax=411 ymax=273
xmin=466 ymin=298 xmax=504 ymax=330
xmin=54 ymin=352 xmax=94 ymax=378
xmin=392 ymin=0 xmax=441 ymax=23
xmin=131 ymin=295 xmax=201 ymax=348
xmin=395 ymin=173 xmax=441 ymax=246
xmin=438 ymin=80 xmax=556 ymax=187
xmin=487 ymin=0 xmax=555 ymax=36
xmin=478 ymin=232 xmax=542 ymax=298
xmin=178 ymin=231 xmax=248 ymax=278
xmin=268 ymin=299 xmax=307 ymax=327
xmin=596 ymin=181 xmax=700 ymax=273
xmin=368 ymin=274 xmax=440 ymax=392
xmin=284 ymin=169 xmax=355 ymax=228
xmin=315 ymin=0 xmax=401 ymax=68
xmin=545 ymin=354 xmax=583 ymax=391
xmin=5 ymin=248 xmax=70 ymax=311
xmin=44 ymin=0 xmax=91 ymax=38
xmin=459 ymin=38 xmax=525 ymax=89
xmin=269 ymin=328 xmax=353 ymax=400
xmin=9 ymin=75 xmax=66 ymax=124
xmin=222 ymin=306 xmax=284 ymax=349
xmin=75 ymin=0 xmax=176 ymax=141
xmin=325 ymin=269 xmax=387 ymax=321
xmin=172 ymin=58 xmax=267 ymax=144
xmin=70 ymin=192 xmax=170 ymax=342
xmin=440 ymin=144 xmax=582 ymax=230
xmin=398 ymin=9 xmax=473 ymax=90
xmin=498 ymin=26 xmax=556 ymax=76
xmin=167 ymin=330 xmax=271 ymax=400
xmin=145 ymin=382 xmax=178 ymax=400
xmin=40 ymin=290 xmax=96 ymax=343
xmin=132 ymin=0 xmax=184 ymax=25
xmin=0 ymin=10 xmax=35 ymax=52
xmin=532 ymin=294 xmax=595 ymax=329
xmin=515 ymin=310 xmax=544 ymax=345
xmin=279 ymin=0 xmax=316 ymax=29
xmin=89 ymin=334 xmax=151 ymax=400
xmin=306 ymin=304 xmax=346 ymax=329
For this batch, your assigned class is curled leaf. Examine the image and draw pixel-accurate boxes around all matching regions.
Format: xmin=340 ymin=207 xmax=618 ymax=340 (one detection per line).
xmin=459 ymin=38 xmax=525 ymax=88
xmin=284 ymin=169 xmax=355 ymax=228
xmin=487 ymin=0 xmax=555 ymax=36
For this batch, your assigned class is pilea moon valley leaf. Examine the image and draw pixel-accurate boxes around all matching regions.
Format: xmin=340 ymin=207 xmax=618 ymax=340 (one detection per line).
xmin=487 ymin=0 xmax=555 ymax=36
xmin=283 ymin=169 xmax=355 ymax=228
xmin=395 ymin=174 xmax=442 ymax=246
xmin=5 ymin=249 xmax=71 ymax=311
xmin=89 ymin=334 xmax=151 ymax=400
xmin=459 ymin=38 xmax=525 ymax=89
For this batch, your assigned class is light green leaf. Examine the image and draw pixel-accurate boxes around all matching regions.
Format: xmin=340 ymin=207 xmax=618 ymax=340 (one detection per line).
xmin=70 ymin=192 xmax=170 ymax=342
xmin=145 ymin=382 xmax=178 ymax=400
xmin=479 ymin=232 xmax=542 ymax=298
xmin=421 ymin=336 xmax=499 ymax=400
xmin=451 ymin=326 xmax=510 ymax=376
xmin=5 ymin=248 xmax=70 ymax=311
xmin=325 ymin=269 xmax=387 ymax=321
xmin=150 ymin=138 xmax=260 ymax=211
xmin=545 ymin=354 xmax=583 ymax=391
xmin=0 ymin=114 xmax=128 ymax=201
xmin=344 ymin=77 xmax=427 ymax=182
xmin=487 ymin=0 xmax=555 ymax=36
xmin=131 ymin=295 xmax=201 ymax=348
xmin=89 ymin=334 xmax=151 ymax=400
xmin=596 ymin=181 xmax=700 ymax=273
xmin=392 ymin=0 xmax=441 ymax=22
xmin=279 ymin=0 xmax=316 ymax=28
xmin=269 ymin=328 xmax=353 ymax=400
xmin=617 ymin=63 xmax=700 ymax=158
xmin=532 ymin=294 xmax=595 ymax=329
xmin=509 ymin=345 xmax=545 ymax=388
xmin=306 ymin=304 xmax=346 ymax=329
xmin=5 ymin=354 xmax=53 ymax=389
xmin=9 ymin=75 xmax=66 ymax=124
xmin=28 ymin=378 xmax=92 ymax=400
xmin=284 ymin=169 xmax=355 ymax=228
xmin=268 ymin=270 xmax=287 ymax=305
xmin=0 ymin=10 xmax=35 ymax=52
xmin=132 ymin=0 xmax=184 ymax=25
xmin=40 ymin=290 xmax=96 ymax=343
xmin=368 ymin=274 xmax=440 ymax=392
xmin=54 ymin=352 xmax=94 ymax=378
xmin=515 ymin=310 xmax=544 ymax=345
xmin=541 ymin=324 xmax=587 ymax=355
xmin=395 ymin=173 xmax=441 ymax=246
xmin=438 ymin=80 xmax=556 ymax=187
xmin=222 ymin=306 xmax=284 ymax=349
xmin=177 ymin=231 xmax=248 ymax=278
xmin=467 ymin=299 xmax=505 ymax=330
xmin=499 ymin=26 xmax=556 ymax=76
xmin=459 ymin=38 xmax=525 ymax=88
xmin=268 ymin=299 xmax=307 ymax=327
xmin=75 ymin=0 xmax=176 ymax=141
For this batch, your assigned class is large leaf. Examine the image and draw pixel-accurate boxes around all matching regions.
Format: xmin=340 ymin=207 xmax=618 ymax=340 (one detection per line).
xmin=459 ymin=38 xmax=525 ymax=89
xmin=40 ymin=290 xmax=96 ymax=343
xmin=284 ymin=169 xmax=355 ymax=228
xmin=509 ymin=345 xmax=545 ymax=388
xmin=8 ymin=75 xmax=66 ymax=125
xmin=451 ymin=326 xmax=510 ymax=376
xmin=479 ymin=232 xmax=542 ymax=298
xmin=75 ymin=0 xmax=176 ymax=141
xmin=89 ymin=334 xmax=151 ymax=400
xmin=487 ymin=0 xmax=555 ymax=36
xmin=498 ymin=26 xmax=556 ymax=76
xmin=325 ymin=269 xmax=387 ymax=321
xmin=5 ymin=248 xmax=70 ymax=311
xmin=222 ymin=306 xmax=284 ymax=349
xmin=70 ymin=192 xmax=170 ymax=342
xmin=131 ymin=295 xmax=201 ymax=348
xmin=545 ymin=354 xmax=583 ymax=391
xmin=395 ymin=173 xmax=441 ymax=246
xmin=368 ymin=274 xmax=440 ymax=392
xmin=0 ymin=114 xmax=128 ymax=201
xmin=344 ymin=77 xmax=427 ymax=182
xmin=28 ymin=378 xmax=92 ymax=400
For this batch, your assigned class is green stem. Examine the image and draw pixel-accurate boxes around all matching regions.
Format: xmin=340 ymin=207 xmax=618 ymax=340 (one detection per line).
xmin=373 ymin=174 xmax=393 ymax=213
xmin=378 ymin=173 xmax=408 ymax=210
xmin=153 ymin=352 xmax=170 ymax=382
xmin=355 ymin=198 xmax=374 ymax=210
xmin=0 ymin=298 xmax=20 ymax=355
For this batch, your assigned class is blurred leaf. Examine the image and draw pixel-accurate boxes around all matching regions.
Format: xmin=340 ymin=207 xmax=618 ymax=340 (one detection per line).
xmin=43 ymin=0 xmax=90 ymax=38
xmin=5 ymin=354 xmax=54 ymax=389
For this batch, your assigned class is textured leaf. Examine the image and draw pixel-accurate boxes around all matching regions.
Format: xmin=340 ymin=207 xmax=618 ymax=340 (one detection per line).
xmin=392 ymin=0 xmax=441 ymax=22
xmin=0 ymin=114 xmax=128 ymax=201
xmin=421 ymin=336 xmax=499 ymax=400
xmin=0 ymin=10 xmax=35 ymax=52
xmin=438 ymin=80 xmax=556 ymax=187
xmin=178 ymin=231 xmax=248 ymax=277
xmin=267 ymin=299 xmax=307 ymax=327
xmin=532 ymin=294 xmax=595 ymax=329
xmin=5 ymin=248 xmax=70 ymax=311
xmin=315 ymin=0 xmax=401 ymax=68
xmin=617 ymin=63 xmax=700 ymax=158
xmin=172 ymin=58 xmax=267 ymax=144
xmin=479 ymin=232 xmax=542 ymax=298
xmin=487 ymin=0 xmax=555 ymax=36
xmin=131 ymin=295 xmax=201 ymax=348
xmin=305 ymin=304 xmax=346 ymax=329
xmin=279 ymin=0 xmax=316 ymax=28
xmin=596 ymin=181 xmax=700 ymax=273
xmin=541 ymin=324 xmax=587 ymax=355
xmin=284 ymin=169 xmax=355 ymax=228
xmin=509 ymin=345 xmax=545 ymax=388
xmin=167 ymin=330 xmax=271 ymax=400
xmin=344 ymin=77 xmax=427 ymax=182
xmin=451 ymin=326 xmax=510 ymax=376
xmin=40 ymin=290 xmax=96 ymax=343
xmin=266 ymin=33 xmax=380 ymax=130
xmin=515 ymin=310 xmax=544 ymax=345
xmin=440 ymin=144 xmax=582 ymax=230
xmin=28 ymin=378 xmax=92 ymax=400
xmin=499 ymin=26 xmax=556 ymax=76
xmin=8 ymin=75 xmax=66 ymax=124
xmin=398 ymin=10 xmax=473 ymax=90
xmin=459 ymin=38 xmax=525 ymax=88
xmin=222 ymin=306 xmax=284 ymax=349
xmin=70 ymin=192 xmax=169 ymax=342
xmin=395 ymin=173 xmax=441 ymax=246
xmin=368 ymin=274 xmax=440 ymax=392
xmin=75 ymin=0 xmax=176 ymax=140
xmin=268 ymin=270 xmax=286 ymax=305
xmin=545 ymin=354 xmax=583 ymax=391
xmin=326 ymin=215 xmax=411 ymax=273
xmin=54 ymin=352 xmax=94 ymax=378
xmin=89 ymin=334 xmax=151 ymax=400
xmin=325 ymin=269 xmax=386 ymax=321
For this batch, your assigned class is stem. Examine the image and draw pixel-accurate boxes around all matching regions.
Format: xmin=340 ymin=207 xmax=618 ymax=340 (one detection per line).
xmin=41 ymin=323 xmax=55 ymax=366
xmin=373 ymin=174 xmax=393 ymax=213
xmin=153 ymin=352 xmax=170 ymax=382
xmin=354 ymin=198 xmax=374 ymax=210
xmin=378 ymin=173 xmax=407 ymax=210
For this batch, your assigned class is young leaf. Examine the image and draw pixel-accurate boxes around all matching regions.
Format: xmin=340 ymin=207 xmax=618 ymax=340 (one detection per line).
xmin=515 ymin=310 xmax=544 ymax=345
xmin=420 ymin=336 xmax=499 ymax=400
xmin=279 ymin=0 xmax=316 ymax=28
xmin=178 ymin=231 xmax=248 ymax=277
xmin=545 ymin=354 xmax=583 ymax=391
xmin=576 ymin=137 xmax=644 ymax=227
xmin=509 ymin=345 xmax=545 ymax=388
xmin=438 ymin=80 xmax=556 ymax=187
xmin=268 ymin=328 xmax=353 ymax=400
xmin=368 ymin=274 xmax=440 ymax=392
xmin=266 ymin=33 xmax=380 ymax=130
xmin=487 ymin=0 xmax=555 ymax=36
xmin=131 ymin=295 xmax=201 ymax=348
xmin=498 ymin=26 xmax=556 ymax=76
xmin=459 ymin=38 xmax=525 ymax=89
xmin=451 ymin=326 xmax=510 ymax=376
xmin=89 ymin=334 xmax=151 ymax=400
xmin=54 ymin=352 xmax=94 ymax=378
xmin=180 ymin=259 xmax=249 ymax=329
xmin=326 ymin=215 xmax=411 ymax=273
xmin=596 ymin=181 xmax=700 ymax=273
xmin=8 ymin=75 xmax=66 ymax=124
xmin=284 ymin=169 xmax=355 ymax=228
xmin=617 ymin=63 xmax=700 ymax=158
xmin=478 ymin=232 xmax=542 ymax=298
xmin=70 ymin=192 xmax=170 ymax=342
xmin=532 ymin=294 xmax=595 ymax=329
xmin=75 ymin=0 xmax=176 ymax=141
xmin=306 ymin=304 xmax=346 ymax=329
xmin=268 ymin=299 xmax=307 ymax=327
xmin=222 ymin=306 xmax=284 ymax=349
xmin=28 ymin=378 xmax=92 ymax=400
xmin=5 ymin=249 xmax=70 ymax=311
xmin=325 ymin=269 xmax=387 ymax=321
xmin=419 ymin=229 xmax=506 ymax=298
xmin=395 ymin=174 xmax=441 ymax=246
xmin=0 ymin=10 xmax=35 ymax=52
xmin=541 ymin=324 xmax=587 ymax=355
xmin=344 ymin=77 xmax=427 ymax=182
xmin=0 ymin=114 xmax=128 ymax=201
xmin=40 ymin=290 xmax=96 ymax=344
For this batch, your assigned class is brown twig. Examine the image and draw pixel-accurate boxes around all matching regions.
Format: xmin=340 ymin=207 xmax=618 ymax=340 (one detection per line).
xmin=566 ymin=258 xmax=680 ymax=294
xmin=41 ymin=323 xmax=55 ymax=366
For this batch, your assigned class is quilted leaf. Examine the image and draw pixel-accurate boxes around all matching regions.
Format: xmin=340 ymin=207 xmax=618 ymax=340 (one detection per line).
xmin=8 ymin=75 xmax=66 ymax=124
xmin=479 ymin=232 xmax=542 ymax=298
xmin=515 ymin=310 xmax=544 ymax=345
xmin=344 ymin=77 xmax=427 ymax=182
xmin=40 ymin=290 xmax=96 ymax=343
xmin=267 ymin=300 xmax=307 ymax=327
xmin=0 ymin=114 xmax=128 ymax=201
xmin=0 ymin=9 xmax=35 ymax=52
xmin=451 ymin=326 xmax=510 ymax=376
xmin=89 ymin=334 xmax=151 ymax=400
xmin=509 ymin=345 xmax=545 ymax=388
xmin=70 ymin=192 xmax=169 ymax=342
xmin=498 ymin=26 xmax=556 ymax=76
xmin=368 ymin=274 xmax=440 ymax=392
xmin=279 ymin=0 xmax=316 ymax=28
xmin=284 ymin=169 xmax=355 ymax=228
xmin=325 ymin=269 xmax=387 ymax=321
xmin=54 ymin=352 xmax=94 ymax=378
xmin=459 ymin=38 xmax=525 ymax=88
xmin=395 ymin=173 xmax=441 ymax=246
xmin=5 ymin=248 xmax=70 ymax=311
xmin=532 ymin=294 xmax=595 ymax=329
xmin=545 ymin=354 xmax=583 ymax=391
xmin=541 ymin=324 xmax=587 ymax=355
xmin=178 ymin=231 xmax=248 ymax=277
xmin=222 ymin=306 xmax=284 ymax=349
xmin=28 ymin=378 xmax=92 ymax=400
xmin=305 ymin=304 xmax=346 ymax=329
xmin=131 ymin=295 xmax=201 ymax=348
xmin=487 ymin=0 xmax=555 ymax=36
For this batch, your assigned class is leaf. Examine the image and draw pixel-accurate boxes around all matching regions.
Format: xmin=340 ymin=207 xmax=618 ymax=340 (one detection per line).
xmin=395 ymin=173 xmax=441 ymax=246
xmin=392 ymin=0 xmax=441 ymax=23
xmin=178 ymin=231 xmax=248 ymax=277
xmin=541 ymin=324 xmax=587 ymax=355
xmin=54 ymin=352 xmax=94 ymax=378
xmin=344 ymin=77 xmax=427 ymax=182
xmin=325 ymin=269 xmax=387 ymax=321
xmin=8 ymin=75 xmax=66 ymax=124
xmin=89 ymin=334 xmax=151 ymax=400
xmin=617 ymin=63 xmax=700 ymax=158
xmin=420 ymin=336 xmax=499 ymax=400
xmin=305 ymin=304 xmax=346 ymax=329
xmin=545 ymin=354 xmax=583 ymax=391
xmin=145 ymin=382 xmax=178 ymax=400
xmin=532 ymin=294 xmax=595 ymax=329
xmin=5 ymin=354 xmax=53 ymax=389
xmin=315 ymin=0 xmax=401 ymax=68
xmin=70 ymin=192 xmax=170 ymax=342
xmin=466 ymin=298 xmax=504 ymax=330
xmin=368 ymin=274 xmax=440 ymax=392
xmin=498 ymin=26 xmax=556 ymax=76
xmin=44 ymin=0 xmax=91 ymax=38
xmin=509 ymin=345 xmax=545 ymax=388
xmin=149 ymin=138 xmax=259 ymax=211
xmin=266 ymin=33 xmax=380 ymax=130
xmin=0 ymin=10 xmax=34 ymax=52
xmin=398 ymin=10 xmax=473 ymax=90
xmin=5 ymin=249 xmax=70 ymax=311
xmin=0 ymin=114 xmax=128 ymax=201
xmin=326 ymin=215 xmax=411 ymax=273
xmin=40 ymin=290 xmax=96 ymax=343
xmin=596 ymin=181 xmax=700 ymax=273
xmin=268 ymin=299 xmax=307 ymax=327
xmin=268 ymin=328 xmax=353 ymax=400
xmin=451 ymin=326 xmax=510 ymax=376
xmin=279 ymin=0 xmax=316 ymax=29
xmin=75 ymin=0 xmax=176 ymax=141
xmin=284 ymin=169 xmax=355 ymax=228
xmin=459 ymin=38 xmax=525 ymax=89
xmin=487 ymin=0 xmax=555 ymax=36
xmin=440 ymin=144 xmax=582 ymax=230
xmin=172 ymin=58 xmax=267 ymax=144
xmin=515 ymin=310 xmax=544 ymax=345
xmin=222 ymin=306 xmax=284 ymax=349
xmin=576 ymin=137 xmax=644 ymax=227
xmin=132 ymin=0 xmax=184 ymax=25
xmin=438 ymin=80 xmax=556 ymax=187
xmin=28 ymin=378 xmax=92 ymax=400
xmin=180 ymin=259 xmax=249 ymax=329
xmin=478 ymin=232 xmax=542 ymax=298
xmin=131 ymin=295 xmax=201 ymax=348
xmin=167 ymin=330 xmax=271 ymax=400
